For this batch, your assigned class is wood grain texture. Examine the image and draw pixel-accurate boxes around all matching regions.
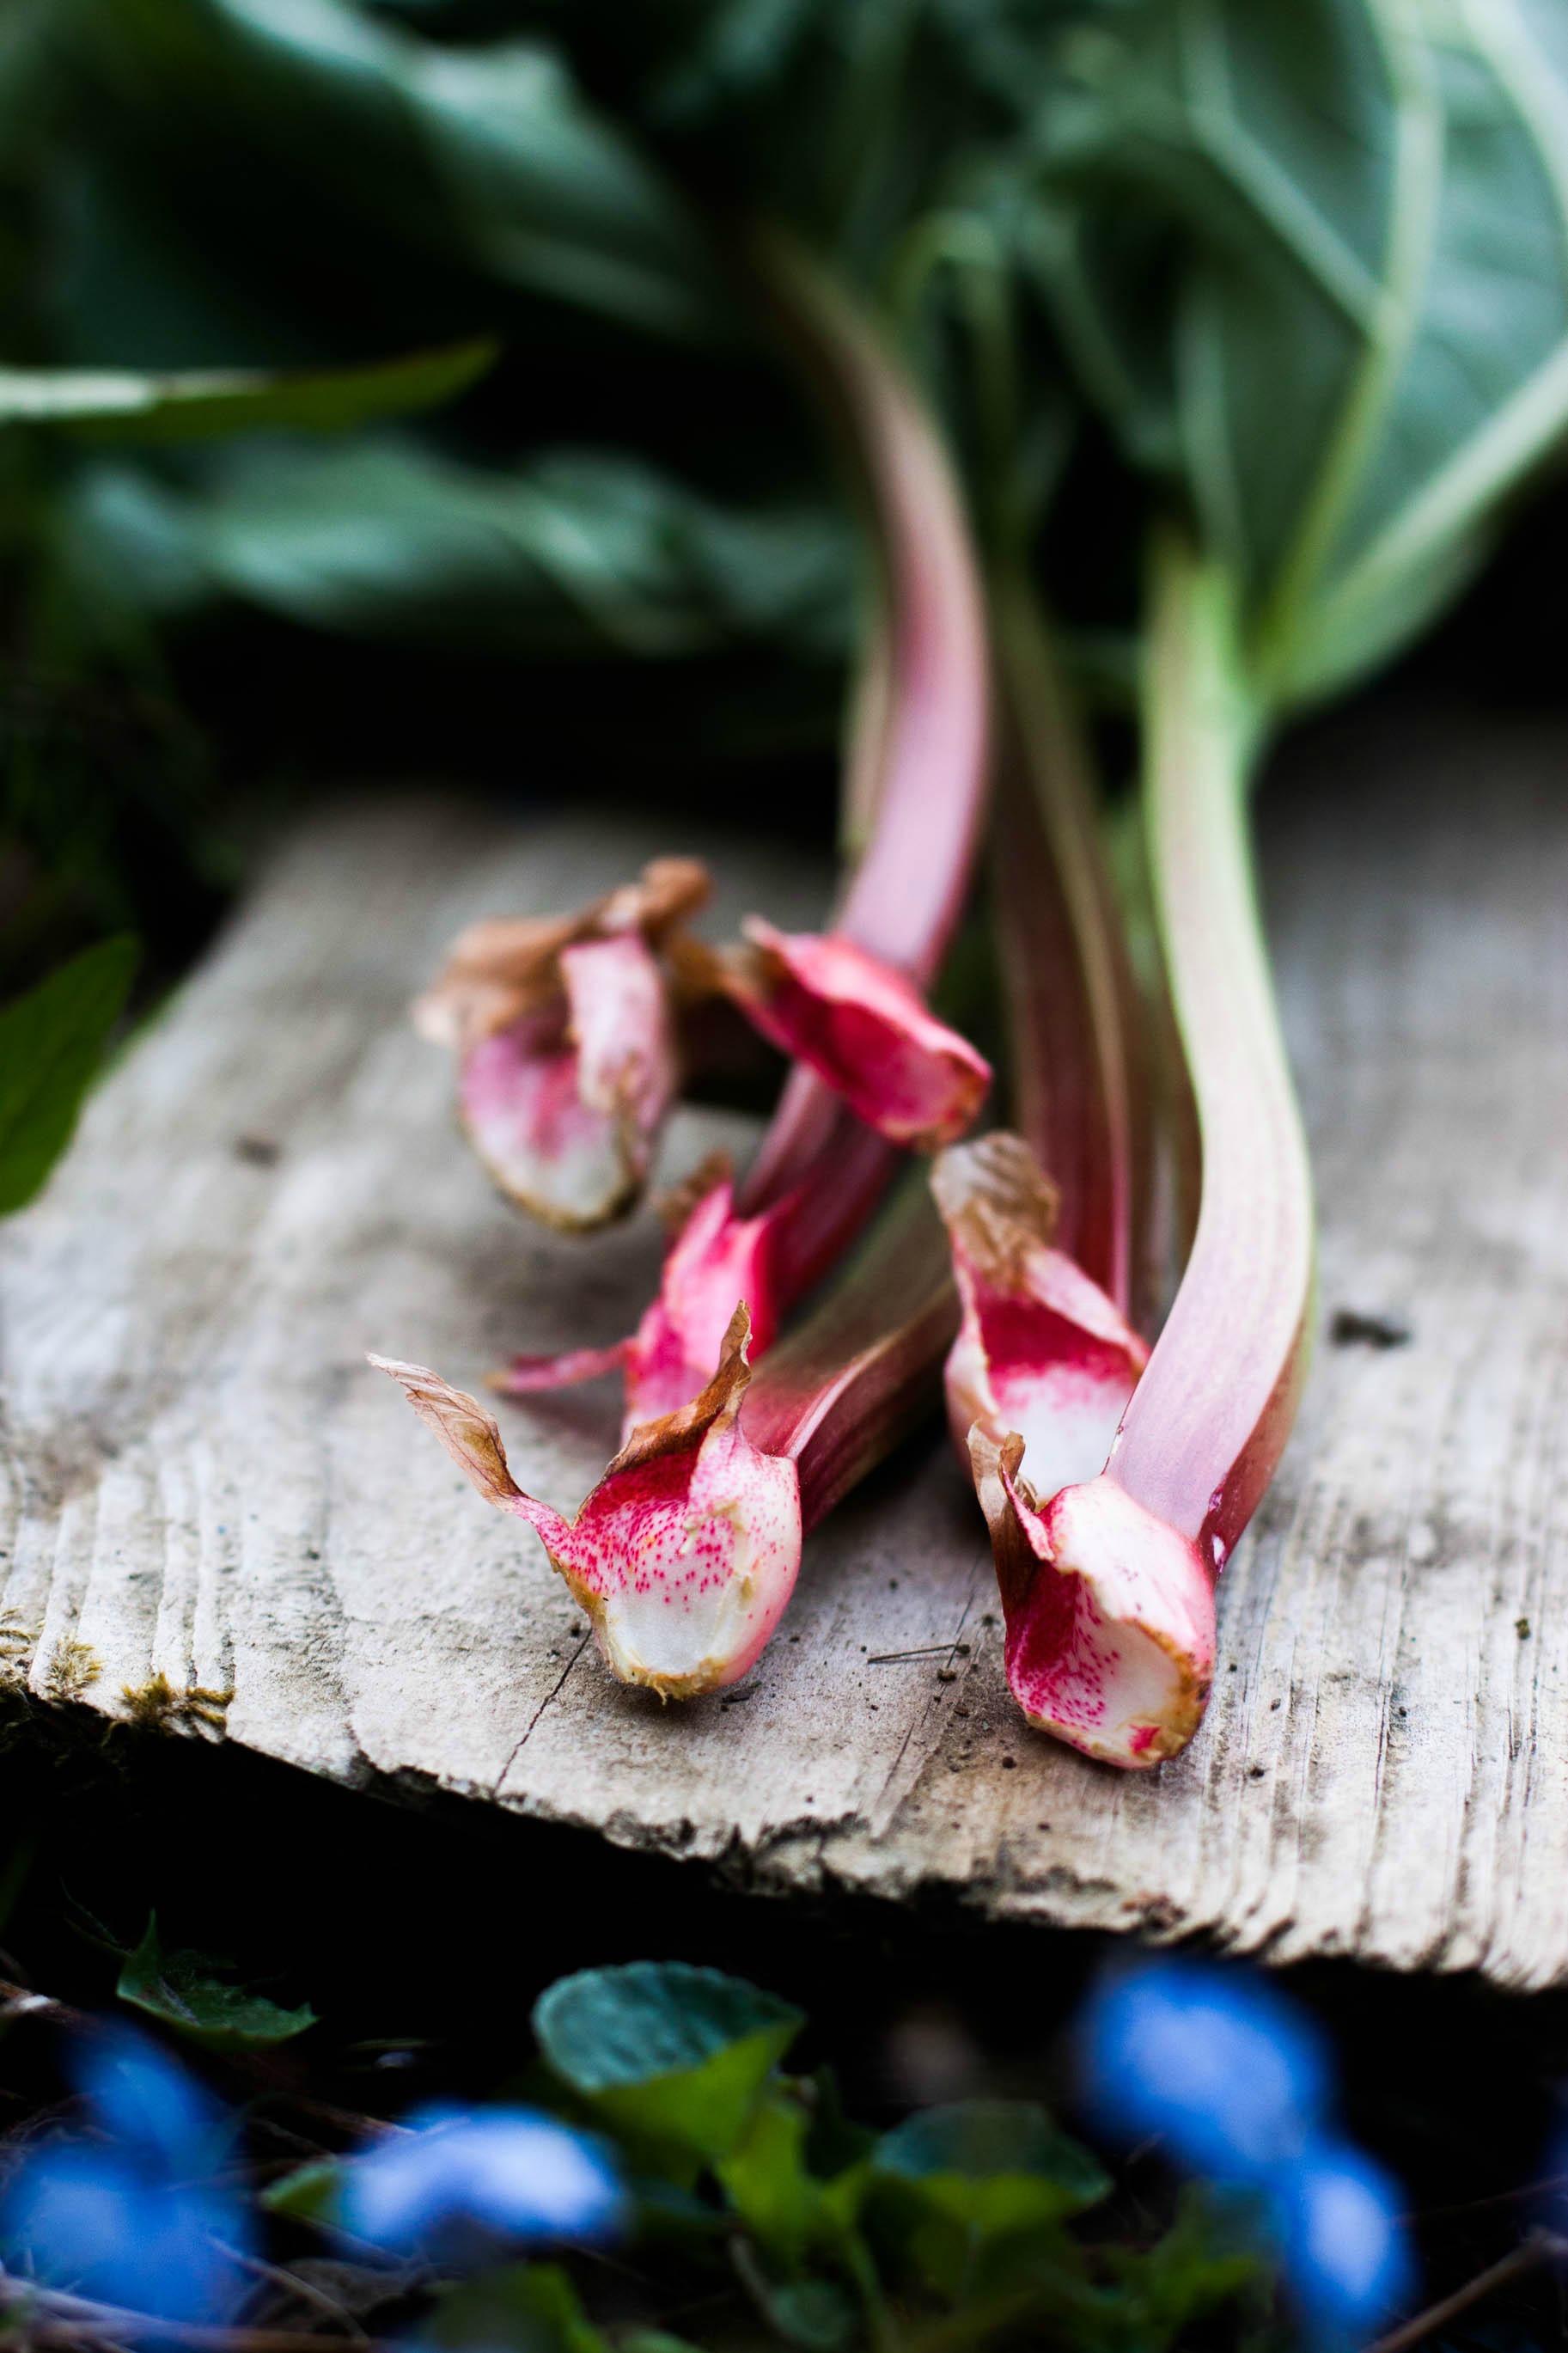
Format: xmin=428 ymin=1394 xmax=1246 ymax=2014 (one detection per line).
xmin=3 ymin=707 xmax=1566 ymax=1988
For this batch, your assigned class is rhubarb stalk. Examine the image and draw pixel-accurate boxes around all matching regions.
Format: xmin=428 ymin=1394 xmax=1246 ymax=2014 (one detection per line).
xmin=496 ymin=236 xmax=991 ymax=1427
xmin=971 ymin=528 xmax=1311 ymax=1767
xmin=989 ymin=572 xmax=1148 ymax=1319
xmin=1111 ymin=529 xmax=1312 ymax=1571
xmin=731 ymin=231 xmax=991 ymax=1303
xmin=373 ymin=1185 xmax=955 ymax=1696
xmin=381 ymin=242 xmax=988 ymax=1693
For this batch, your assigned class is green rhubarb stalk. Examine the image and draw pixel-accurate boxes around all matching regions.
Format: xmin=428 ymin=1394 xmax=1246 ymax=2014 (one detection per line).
xmin=1107 ymin=527 xmax=1314 ymax=1570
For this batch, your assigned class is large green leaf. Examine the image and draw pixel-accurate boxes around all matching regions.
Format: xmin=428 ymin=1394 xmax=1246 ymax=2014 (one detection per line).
xmin=1290 ymin=0 xmax=1568 ymax=700
xmin=84 ymin=0 xmax=728 ymax=344
xmin=533 ymin=1963 xmax=803 ymax=2165
xmin=0 ymin=339 xmax=495 ymax=439
xmin=0 ymin=935 xmax=137 ymax=1217
xmin=1019 ymin=0 xmax=1568 ymax=710
xmin=64 ymin=438 xmax=855 ymax=657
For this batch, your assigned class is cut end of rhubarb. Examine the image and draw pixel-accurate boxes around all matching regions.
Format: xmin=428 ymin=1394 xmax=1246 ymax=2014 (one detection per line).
xmin=934 ymin=1134 xmax=1148 ymax=1503
xmin=371 ymin=1317 xmax=802 ymax=1702
xmin=971 ymin=1434 xmax=1215 ymax=1769
xmin=558 ymin=1305 xmax=802 ymax=1696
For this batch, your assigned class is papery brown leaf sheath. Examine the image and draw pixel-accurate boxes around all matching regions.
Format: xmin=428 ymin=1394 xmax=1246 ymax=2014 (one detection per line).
xmin=497 ymin=1165 xmax=777 ymax=1436
xmin=933 ymin=1134 xmax=1147 ymax=1504
xmin=373 ymin=1311 xmax=799 ymax=1698
xmin=415 ymin=859 xmax=711 ymax=1054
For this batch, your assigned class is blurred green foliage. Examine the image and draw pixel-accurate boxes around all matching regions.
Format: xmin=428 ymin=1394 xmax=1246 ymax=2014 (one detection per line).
xmin=263 ymin=1959 xmax=1264 ymax=2352
xmin=3 ymin=0 xmax=1568 ymax=1103
xmin=0 ymin=931 xmax=135 ymax=1211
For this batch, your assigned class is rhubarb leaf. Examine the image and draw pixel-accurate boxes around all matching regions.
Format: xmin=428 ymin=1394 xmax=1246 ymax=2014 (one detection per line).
xmin=117 ymin=1914 xmax=318 ymax=2051
xmin=64 ymin=441 xmax=853 ymax=657
xmin=1024 ymin=0 xmax=1568 ymax=702
xmin=78 ymin=0 xmax=728 ymax=345
xmin=0 ymin=340 xmax=495 ymax=439
xmin=533 ymin=1965 xmax=803 ymax=2165
xmin=0 ymin=935 xmax=137 ymax=1216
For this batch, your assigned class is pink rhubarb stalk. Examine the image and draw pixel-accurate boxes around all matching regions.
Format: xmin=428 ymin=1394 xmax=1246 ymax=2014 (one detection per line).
xmin=967 ymin=531 xmax=1311 ymax=1767
xmin=726 ymin=231 xmax=991 ymax=1305
xmin=414 ymin=859 xmax=709 ymax=1231
xmin=497 ymin=235 xmax=991 ymax=1433
xmin=988 ymin=575 xmax=1150 ymax=1318
xmin=498 ymin=1164 xmax=778 ymax=1435
xmin=372 ymin=1188 xmax=955 ymax=1696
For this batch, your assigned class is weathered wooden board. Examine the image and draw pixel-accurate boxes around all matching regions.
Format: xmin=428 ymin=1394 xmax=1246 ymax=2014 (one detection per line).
xmin=4 ymin=708 xmax=1567 ymax=1988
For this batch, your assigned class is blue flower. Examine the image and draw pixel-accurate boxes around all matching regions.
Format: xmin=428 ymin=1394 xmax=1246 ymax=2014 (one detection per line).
xmin=0 ymin=2026 xmax=251 ymax=2324
xmin=1270 ymin=2138 xmax=1416 ymax=2348
xmin=1076 ymin=1958 xmax=1414 ymax=2340
xmin=1077 ymin=1958 xmax=1331 ymax=2183
xmin=338 ymin=2105 xmax=625 ymax=2264
xmin=74 ymin=2026 xmax=223 ymax=2176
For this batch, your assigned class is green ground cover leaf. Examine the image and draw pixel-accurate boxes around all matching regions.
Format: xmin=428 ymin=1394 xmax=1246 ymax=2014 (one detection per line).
xmin=715 ymin=2081 xmax=872 ymax=2265
xmin=0 ymin=934 xmax=136 ymax=1216
xmin=117 ymin=1911 xmax=318 ymax=2050
xmin=873 ymin=2099 xmax=1110 ymax=2234
xmin=869 ymin=2099 xmax=1109 ymax=2300
xmin=0 ymin=339 xmax=495 ymax=439
xmin=1098 ymin=2186 xmax=1266 ymax=2344
xmin=534 ymin=1963 xmax=803 ymax=2166
xmin=427 ymin=2262 xmax=612 ymax=2353
xmin=261 ymin=2156 xmax=344 ymax=2223
xmin=743 ymin=2273 xmax=857 ymax=2350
